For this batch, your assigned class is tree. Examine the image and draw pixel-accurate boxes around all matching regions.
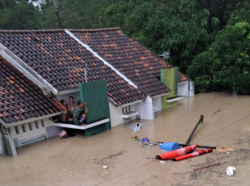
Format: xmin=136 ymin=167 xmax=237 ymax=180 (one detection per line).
xmin=101 ymin=0 xmax=210 ymax=72
xmin=197 ymin=0 xmax=245 ymax=32
xmin=1 ymin=0 xmax=250 ymax=94
xmin=40 ymin=0 xmax=119 ymax=29
xmin=0 ymin=0 xmax=42 ymax=30
xmin=188 ymin=22 xmax=250 ymax=94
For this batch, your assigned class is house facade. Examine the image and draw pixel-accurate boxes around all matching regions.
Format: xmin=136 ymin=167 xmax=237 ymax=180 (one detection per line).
xmin=0 ymin=28 xmax=194 ymax=156
xmin=0 ymin=55 xmax=65 ymax=157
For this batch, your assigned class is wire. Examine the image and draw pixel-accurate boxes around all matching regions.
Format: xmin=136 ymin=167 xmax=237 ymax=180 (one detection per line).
xmin=94 ymin=161 xmax=154 ymax=186
xmin=204 ymin=109 xmax=220 ymax=121
xmin=196 ymin=113 xmax=250 ymax=143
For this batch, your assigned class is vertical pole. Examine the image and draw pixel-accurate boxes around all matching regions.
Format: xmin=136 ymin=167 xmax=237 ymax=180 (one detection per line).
xmin=188 ymin=80 xmax=190 ymax=97
xmin=56 ymin=10 xmax=63 ymax=29
xmin=0 ymin=125 xmax=17 ymax=157
xmin=185 ymin=115 xmax=204 ymax=144
xmin=84 ymin=68 xmax=88 ymax=83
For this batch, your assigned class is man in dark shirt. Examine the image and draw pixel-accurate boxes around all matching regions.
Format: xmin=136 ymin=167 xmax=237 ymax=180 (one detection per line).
xmin=73 ymin=101 xmax=88 ymax=126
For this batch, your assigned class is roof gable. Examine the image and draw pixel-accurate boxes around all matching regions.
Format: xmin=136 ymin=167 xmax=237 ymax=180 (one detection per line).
xmin=0 ymin=55 xmax=65 ymax=124
xmin=71 ymin=28 xmax=188 ymax=96
xmin=0 ymin=30 xmax=145 ymax=106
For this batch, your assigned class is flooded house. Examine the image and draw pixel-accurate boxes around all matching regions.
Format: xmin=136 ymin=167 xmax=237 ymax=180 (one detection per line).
xmin=0 ymin=28 xmax=194 ymax=157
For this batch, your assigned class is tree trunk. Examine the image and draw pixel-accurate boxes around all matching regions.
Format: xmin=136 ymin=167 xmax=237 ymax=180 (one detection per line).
xmin=207 ymin=13 xmax=213 ymax=34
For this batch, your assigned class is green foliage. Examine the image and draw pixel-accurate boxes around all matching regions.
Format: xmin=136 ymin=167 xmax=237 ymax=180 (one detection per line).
xmin=0 ymin=0 xmax=250 ymax=94
xmin=101 ymin=0 xmax=210 ymax=72
xmin=0 ymin=0 xmax=42 ymax=29
xmin=40 ymin=0 xmax=119 ymax=29
xmin=188 ymin=22 xmax=250 ymax=94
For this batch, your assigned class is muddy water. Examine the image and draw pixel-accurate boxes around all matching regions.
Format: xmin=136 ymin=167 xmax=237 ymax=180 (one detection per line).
xmin=0 ymin=92 xmax=250 ymax=186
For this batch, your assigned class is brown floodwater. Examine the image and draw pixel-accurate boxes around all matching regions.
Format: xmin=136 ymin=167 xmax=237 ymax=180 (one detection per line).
xmin=0 ymin=91 xmax=250 ymax=186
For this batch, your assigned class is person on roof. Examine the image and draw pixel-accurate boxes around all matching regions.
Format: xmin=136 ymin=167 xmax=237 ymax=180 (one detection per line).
xmin=73 ymin=101 xmax=88 ymax=126
xmin=59 ymin=100 xmax=68 ymax=122
xmin=67 ymin=96 xmax=77 ymax=121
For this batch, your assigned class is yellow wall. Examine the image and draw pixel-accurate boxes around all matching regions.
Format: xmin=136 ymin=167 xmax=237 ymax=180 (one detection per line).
xmin=161 ymin=67 xmax=178 ymax=110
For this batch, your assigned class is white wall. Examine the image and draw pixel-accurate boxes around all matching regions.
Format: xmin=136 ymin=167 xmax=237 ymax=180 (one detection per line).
xmin=109 ymin=103 xmax=124 ymax=127
xmin=0 ymin=131 xmax=4 ymax=155
xmin=190 ymin=81 xmax=195 ymax=96
xmin=10 ymin=118 xmax=53 ymax=147
xmin=109 ymin=103 xmax=138 ymax=127
xmin=136 ymin=96 xmax=155 ymax=120
xmin=178 ymin=81 xmax=194 ymax=97
xmin=56 ymin=91 xmax=159 ymax=126
xmin=153 ymin=97 xmax=162 ymax=112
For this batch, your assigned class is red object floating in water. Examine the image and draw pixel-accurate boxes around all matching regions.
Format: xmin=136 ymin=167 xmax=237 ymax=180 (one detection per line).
xmin=155 ymin=144 xmax=198 ymax=160
xmin=174 ymin=148 xmax=213 ymax=161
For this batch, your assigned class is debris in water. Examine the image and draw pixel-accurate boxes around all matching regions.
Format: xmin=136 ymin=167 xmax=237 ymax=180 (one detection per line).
xmin=193 ymin=162 xmax=220 ymax=171
xmin=57 ymin=130 xmax=67 ymax=138
xmin=142 ymin=137 xmax=150 ymax=143
xmin=128 ymin=123 xmax=143 ymax=132
xmin=216 ymin=147 xmax=234 ymax=153
xmin=131 ymin=136 xmax=140 ymax=141
xmin=160 ymin=142 xmax=180 ymax=151
xmin=240 ymin=149 xmax=250 ymax=151
xmin=226 ymin=166 xmax=236 ymax=176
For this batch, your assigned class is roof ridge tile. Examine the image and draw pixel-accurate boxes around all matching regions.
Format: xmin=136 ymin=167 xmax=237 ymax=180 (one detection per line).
xmin=68 ymin=27 xmax=120 ymax=32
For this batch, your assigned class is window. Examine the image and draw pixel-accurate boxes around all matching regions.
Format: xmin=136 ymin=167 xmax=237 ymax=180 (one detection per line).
xmin=28 ymin=123 xmax=32 ymax=130
xmin=41 ymin=120 xmax=44 ymax=127
xmin=35 ymin=121 xmax=39 ymax=129
xmin=22 ymin=125 xmax=26 ymax=132
xmin=15 ymin=126 xmax=19 ymax=134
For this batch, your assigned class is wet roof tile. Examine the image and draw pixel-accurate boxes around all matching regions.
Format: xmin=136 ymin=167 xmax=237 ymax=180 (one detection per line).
xmin=0 ymin=30 xmax=145 ymax=105
xmin=71 ymin=28 xmax=188 ymax=96
xmin=0 ymin=55 xmax=65 ymax=124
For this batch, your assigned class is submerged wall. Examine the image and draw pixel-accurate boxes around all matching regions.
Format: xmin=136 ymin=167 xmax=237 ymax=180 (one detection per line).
xmin=0 ymin=125 xmax=17 ymax=157
xmin=178 ymin=81 xmax=194 ymax=96
xmin=161 ymin=67 xmax=178 ymax=110
xmin=109 ymin=103 xmax=138 ymax=127
xmin=10 ymin=118 xmax=56 ymax=147
xmin=137 ymin=96 xmax=154 ymax=120
xmin=0 ymin=126 xmax=5 ymax=155
xmin=153 ymin=97 xmax=162 ymax=113
xmin=109 ymin=103 xmax=124 ymax=127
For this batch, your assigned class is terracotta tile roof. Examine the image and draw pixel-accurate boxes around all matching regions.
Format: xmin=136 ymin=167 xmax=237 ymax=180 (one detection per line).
xmin=0 ymin=30 xmax=145 ymax=106
xmin=178 ymin=71 xmax=189 ymax=82
xmin=71 ymin=28 xmax=188 ymax=96
xmin=0 ymin=55 xmax=65 ymax=124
